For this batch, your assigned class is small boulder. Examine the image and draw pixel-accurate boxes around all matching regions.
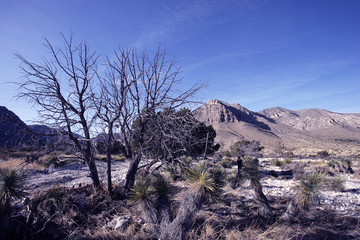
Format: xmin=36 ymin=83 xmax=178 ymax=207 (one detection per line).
xmin=114 ymin=216 xmax=132 ymax=231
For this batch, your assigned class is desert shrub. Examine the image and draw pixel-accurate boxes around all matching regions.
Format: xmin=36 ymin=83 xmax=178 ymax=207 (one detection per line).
xmin=293 ymin=163 xmax=306 ymax=180
xmin=317 ymin=151 xmax=330 ymax=158
xmin=329 ymin=177 xmax=345 ymax=192
xmin=161 ymin=163 xmax=226 ymax=239
xmin=220 ymin=158 xmax=233 ymax=168
xmin=0 ymin=168 xmax=27 ymax=208
xmin=284 ymin=158 xmax=292 ymax=164
xmin=29 ymin=186 xmax=89 ymax=239
xmin=166 ymin=156 xmax=192 ymax=181
xmin=327 ymin=159 xmax=339 ymax=169
xmin=0 ymin=149 xmax=9 ymax=160
xmin=223 ymin=151 xmax=232 ymax=158
xmin=130 ymin=173 xmax=173 ymax=229
xmin=40 ymin=154 xmax=67 ymax=168
xmin=273 ymin=159 xmax=284 ymax=167
xmin=342 ymin=159 xmax=354 ymax=174
xmin=114 ymin=154 xmax=126 ymax=162
xmin=227 ymin=169 xmax=239 ymax=189
xmin=185 ymin=163 xmax=225 ymax=202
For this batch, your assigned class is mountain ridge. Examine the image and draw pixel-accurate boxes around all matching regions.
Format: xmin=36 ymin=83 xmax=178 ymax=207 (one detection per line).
xmin=193 ymin=99 xmax=360 ymax=156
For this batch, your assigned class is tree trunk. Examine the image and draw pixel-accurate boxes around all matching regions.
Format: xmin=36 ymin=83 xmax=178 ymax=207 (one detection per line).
xmin=107 ymin=127 xmax=113 ymax=193
xmin=84 ymin=148 xmax=100 ymax=189
xmin=160 ymin=189 xmax=202 ymax=240
xmin=250 ymin=179 xmax=272 ymax=217
xmin=281 ymin=198 xmax=298 ymax=222
xmin=124 ymin=155 xmax=141 ymax=195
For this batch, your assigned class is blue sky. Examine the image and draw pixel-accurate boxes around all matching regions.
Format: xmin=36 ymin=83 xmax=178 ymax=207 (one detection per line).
xmin=1 ymin=0 xmax=360 ymax=122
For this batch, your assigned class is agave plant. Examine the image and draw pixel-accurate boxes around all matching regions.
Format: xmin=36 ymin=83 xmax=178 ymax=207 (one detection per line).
xmin=0 ymin=168 xmax=27 ymax=209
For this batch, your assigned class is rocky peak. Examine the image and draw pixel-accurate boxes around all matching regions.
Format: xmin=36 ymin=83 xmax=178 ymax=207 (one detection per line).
xmin=193 ymin=99 xmax=253 ymax=123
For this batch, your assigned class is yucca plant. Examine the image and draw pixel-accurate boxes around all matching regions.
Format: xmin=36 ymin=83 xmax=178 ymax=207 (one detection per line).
xmin=161 ymin=163 xmax=225 ymax=240
xmin=130 ymin=175 xmax=159 ymax=226
xmin=241 ymin=157 xmax=273 ymax=217
xmin=0 ymin=168 xmax=27 ymax=210
xmin=282 ymin=171 xmax=324 ymax=222
xmin=186 ymin=163 xmax=224 ymax=201
xmin=296 ymin=172 xmax=324 ymax=209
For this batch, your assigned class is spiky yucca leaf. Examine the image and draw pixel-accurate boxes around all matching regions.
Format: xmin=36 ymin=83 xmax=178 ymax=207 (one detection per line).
xmin=296 ymin=172 xmax=324 ymax=209
xmin=186 ymin=163 xmax=225 ymax=201
xmin=151 ymin=173 xmax=172 ymax=198
xmin=0 ymin=168 xmax=27 ymax=205
xmin=130 ymin=176 xmax=155 ymax=204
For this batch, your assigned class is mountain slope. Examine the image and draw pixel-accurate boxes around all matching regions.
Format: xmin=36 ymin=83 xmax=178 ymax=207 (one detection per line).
xmin=193 ymin=100 xmax=360 ymax=156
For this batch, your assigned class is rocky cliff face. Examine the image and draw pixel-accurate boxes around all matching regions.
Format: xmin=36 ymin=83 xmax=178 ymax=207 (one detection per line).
xmin=194 ymin=99 xmax=263 ymax=125
xmin=193 ymin=100 xmax=360 ymax=156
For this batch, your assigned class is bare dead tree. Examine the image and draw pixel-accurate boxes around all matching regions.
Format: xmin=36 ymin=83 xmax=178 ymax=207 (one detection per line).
xmin=102 ymin=47 xmax=203 ymax=195
xmin=92 ymin=52 xmax=131 ymax=193
xmin=15 ymin=35 xmax=101 ymax=189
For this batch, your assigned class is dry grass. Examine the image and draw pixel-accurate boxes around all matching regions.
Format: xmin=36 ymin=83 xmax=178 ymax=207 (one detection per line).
xmin=0 ymin=158 xmax=45 ymax=171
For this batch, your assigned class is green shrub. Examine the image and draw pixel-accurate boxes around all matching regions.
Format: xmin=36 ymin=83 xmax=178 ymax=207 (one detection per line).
xmin=284 ymin=158 xmax=292 ymax=164
xmin=317 ymin=151 xmax=329 ymax=158
xmin=329 ymin=177 xmax=345 ymax=192
xmin=273 ymin=159 xmax=284 ymax=167
xmin=327 ymin=159 xmax=339 ymax=169
xmin=223 ymin=151 xmax=232 ymax=158
xmin=220 ymin=158 xmax=233 ymax=168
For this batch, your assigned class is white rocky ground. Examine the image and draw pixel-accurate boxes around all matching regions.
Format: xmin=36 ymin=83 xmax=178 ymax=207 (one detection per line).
xmin=22 ymin=158 xmax=360 ymax=216
xmin=24 ymin=160 xmax=130 ymax=197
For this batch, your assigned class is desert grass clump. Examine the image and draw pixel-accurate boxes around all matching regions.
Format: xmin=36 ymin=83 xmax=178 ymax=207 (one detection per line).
xmin=329 ymin=177 xmax=345 ymax=192
xmin=293 ymin=163 xmax=306 ymax=180
xmin=0 ymin=167 xmax=27 ymax=209
xmin=273 ymin=159 xmax=284 ymax=167
xmin=284 ymin=158 xmax=292 ymax=164
xmin=220 ymin=158 xmax=233 ymax=168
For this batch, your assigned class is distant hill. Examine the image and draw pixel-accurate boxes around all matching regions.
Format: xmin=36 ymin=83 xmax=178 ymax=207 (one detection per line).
xmin=0 ymin=106 xmax=61 ymax=149
xmin=193 ymin=100 xmax=360 ymax=156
